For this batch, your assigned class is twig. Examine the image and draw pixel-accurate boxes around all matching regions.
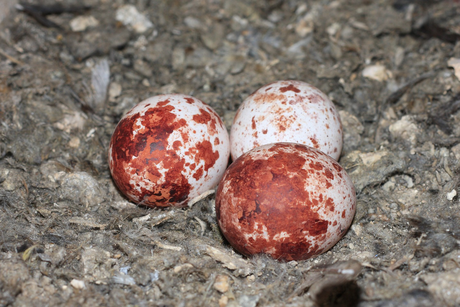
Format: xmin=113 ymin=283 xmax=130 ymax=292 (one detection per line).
xmin=0 ymin=48 xmax=24 ymax=65
xmin=152 ymin=240 xmax=182 ymax=251
xmin=188 ymin=189 xmax=215 ymax=208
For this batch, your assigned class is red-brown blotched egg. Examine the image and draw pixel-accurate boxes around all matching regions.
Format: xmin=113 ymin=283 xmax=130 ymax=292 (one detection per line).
xmin=216 ymin=142 xmax=356 ymax=261
xmin=109 ymin=94 xmax=230 ymax=208
xmin=230 ymin=80 xmax=342 ymax=161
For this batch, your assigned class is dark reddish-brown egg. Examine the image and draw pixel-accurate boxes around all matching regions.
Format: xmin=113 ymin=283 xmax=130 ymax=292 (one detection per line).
xmin=216 ymin=142 xmax=356 ymax=261
xmin=230 ymin=80 xmax=343 ymax=161
xmin=109 ymin=94 xmax=230 ymax=208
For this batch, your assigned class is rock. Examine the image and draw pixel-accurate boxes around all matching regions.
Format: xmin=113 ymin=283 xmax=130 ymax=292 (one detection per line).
xmin=115 ymin=5 xmax=153 ymax=34
xmin=446 ymin=189 xmax=457 ymax=201
xmin=70 ymin=279 xmax=85 ymax=289
xmin=70 ymin=16 xmax=99 ymax=32
xmin=108 ymin=82 xmax=122 ymax=101
xmin=213 ymin=275 xmax=230 ymax=293
xmin=362 ymin=64 xmax=392 ymax=82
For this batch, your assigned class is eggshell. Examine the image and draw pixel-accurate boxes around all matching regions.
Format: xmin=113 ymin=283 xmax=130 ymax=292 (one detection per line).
xmin=109 ymin=94 xmax=230 ymax=208
xmin=230 ymin=80 xmax=343 ymax=160
xmin=216 ymin=142 xmax=356 ymax=261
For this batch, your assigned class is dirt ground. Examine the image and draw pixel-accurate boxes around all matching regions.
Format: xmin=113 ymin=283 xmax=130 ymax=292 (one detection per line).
xmin=1 ymin=0 xmax=460 ymax=306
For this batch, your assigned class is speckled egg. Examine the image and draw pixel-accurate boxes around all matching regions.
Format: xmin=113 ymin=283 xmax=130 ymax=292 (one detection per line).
xmin=230 ymin=80 xmax=343 ymax=160
xmin=216 ymin=143 xmax=356 ymax=261
xmin=109 ymin=94 xmax=230 ymax=208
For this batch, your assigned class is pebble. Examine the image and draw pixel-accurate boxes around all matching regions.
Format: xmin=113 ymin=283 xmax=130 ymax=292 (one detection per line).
xmin=219 ymin=295 xmax=229 ymax=307
xmin=447 ymin=189 xmax=457 ymax=201
xmin=184 ymin=16 xmax=202 ymax=29
xmin=68 ymin=136 xmax=80 ymax=148
xmin=116 ymin=5 xmax=153 ymax=34
xmin=362 ymin=64 xmax=392 ymax=81
xmin=213 ymin=275 xmax=230 ymax=293
xmin=70 ymin=279 xmax=85 ymax=289
xmin=108 ymin=82 xmax=122 ymax=101
xmin=70 ymin=16 xmax=99 ymax=32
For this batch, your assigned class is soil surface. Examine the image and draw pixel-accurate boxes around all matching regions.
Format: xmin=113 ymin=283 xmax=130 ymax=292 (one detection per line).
xmin=1 ymin=0 xmax=460 ymax=306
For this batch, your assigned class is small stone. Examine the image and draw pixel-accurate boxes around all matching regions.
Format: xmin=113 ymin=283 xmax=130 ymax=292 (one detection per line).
xmin=295 ymin=17 xmax=314 ymax=37
xmin=219 ymin=295 xmax=229 ymax=307
xmin=109 ymin=82 xmax=122 ymax=101
xmin=68 ymin=136 xmax=80 ymax=148
xmin=382 ymin=179 xmax=396 ymax=192
xmin=401 ymin=175 xmax=414 ymax=188
xmin=184 ymin=16 xmax=202 ymax=29
xmin=394 ymin=47 xmax=405 ymax=67
xmin=70 ymin=16 xmax=99 ymax=32
xmin=115 ymin=5 xmax=153 ymax=34
xmin=112 ymin=274 xmax=136 ymax=285
xmin=447 ymin=189 xmax=457 ymax=201
xmin=142 ymin=79 xmax=151 ymax=87
xmin=362 ymin=64 xmax=392 ymax=81
xmin=70 ymin=279 xmax=85 ymax=289
xmin=133 ymin=35 xmax=148 ymax=49
xmin=327 ymin=22 xmax=341 ymax=37
xmin=1 ymin=169 xmax=21 ymax=191
xmin=229 ymin=55 xmax=246 ymax=74
xmin=214 ymin=274 xmax=230 ymax=293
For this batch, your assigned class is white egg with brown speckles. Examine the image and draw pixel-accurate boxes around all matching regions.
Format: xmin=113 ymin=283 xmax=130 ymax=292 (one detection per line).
xmin=216 ymin=142 xmax=356 ymax=261
xmin=230 ymin=80 xmax=343 ymax=160
xmin=109 ymin=94 xmax=230 ymax=208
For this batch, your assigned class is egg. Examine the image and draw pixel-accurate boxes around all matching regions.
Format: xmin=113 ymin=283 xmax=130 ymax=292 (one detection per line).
xmin=216 ymin=142 xmax=356 ymax=261
xmin=109 ymin=94 xmax=230 ymax=208
xmin=230 ymin=80 xmax=343 ymax=160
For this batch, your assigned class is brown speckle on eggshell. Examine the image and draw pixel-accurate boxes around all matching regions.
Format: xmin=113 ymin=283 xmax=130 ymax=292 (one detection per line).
xmin=215 ymin=143 xmax=356 ymax=261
